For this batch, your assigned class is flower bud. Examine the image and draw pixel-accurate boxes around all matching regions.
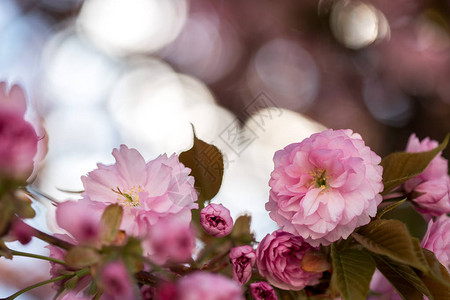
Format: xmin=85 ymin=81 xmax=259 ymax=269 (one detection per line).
xmin=229 ymin=245 xmax=255 ymax=284
xmin=250 ymin=282 xmax=278 ymax=300
xmin=200 ymin=203 xmax=233 ymax=237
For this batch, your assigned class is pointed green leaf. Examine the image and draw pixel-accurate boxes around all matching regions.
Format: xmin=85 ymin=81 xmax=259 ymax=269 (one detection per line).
xmin=99 ymin=204 xmax=123 ymax=244
xmin=63 ymin=275 xmax=79 ymax=290
xmin=377 ymin=198 xmax=406 ymax=218
xmin=179 ymin=125 xmax=224 ymax=206
xmin=352 ymin=219 xmax=427 ymax=272
xmin=65 ymin=246 xmax=100 ymax=268
xmin=373 ymin=255 xmax=430 ymax=300
xmin=331 ymin=244 xmax=375 ymax=300
xmin=381 ymin=134 xmax=449 ymax=195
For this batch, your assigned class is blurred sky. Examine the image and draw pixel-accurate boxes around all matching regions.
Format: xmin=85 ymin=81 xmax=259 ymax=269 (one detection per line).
xmin=1 ymin=0 xmax=449 ymax=298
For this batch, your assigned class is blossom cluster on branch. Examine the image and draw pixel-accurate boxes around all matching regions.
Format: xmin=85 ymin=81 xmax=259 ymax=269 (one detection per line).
xmin=0 ymin=82 xmax=449 ymax=300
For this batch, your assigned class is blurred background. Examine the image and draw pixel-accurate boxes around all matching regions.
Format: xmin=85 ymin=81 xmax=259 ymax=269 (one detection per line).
xmin=1 ymin=0 xmax=449 ymax=298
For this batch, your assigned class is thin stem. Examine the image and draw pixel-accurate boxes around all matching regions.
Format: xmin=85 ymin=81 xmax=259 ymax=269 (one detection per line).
xmin=10 ymin=249 xmax=67 ymax=265
xmin=4 ymin=274 xmax=74 ymax=300
xmin=21 ymin=222 xmax=74 ymax=250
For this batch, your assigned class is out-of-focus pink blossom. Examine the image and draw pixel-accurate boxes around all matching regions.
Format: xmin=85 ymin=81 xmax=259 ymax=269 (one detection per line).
xmin=56 ymin=198 xmax=105 ymax=243
xmin=60 ymin=292 xmax=89 ymax=300
xmin=250 ymin=282 xmax=278 ymax=300
xmin=229 ymin=245 xmax=256 ymax=285
xmin=200 ymin=203 xmax=233 ymax=237
xmin=404 ymin=134 xmax=448 ymax=189
xmin=0 ymin=82 xmax=39 ymax=180
xmin=369 ymin=270 xmax=401 ymax=300
xmin=256 ymin=230 xmax=322 ymax=291
xmin=412 ymin=177 xmax=450 ymax=216
xmin=267 ymin=129 xmax=383 ymax=246
xmin=148 ymin=216 xmax=196 ymax=264
xmin=403 ymin=134 xmax=450 ymax=216
xmin=99 ymin=261 xmax=135 ymax=300
xmin=81 ymin=145 xmax=198 ymax=255
xmin=175 ymin=272 xmax=244 ymax=300
xmin=46 ymin=234 xmax=91 ymax=292
xmin=9 ymin=219 xmax=33 ymax=245
xmin=140 ymin=285 xmax=155 ymax=300
xmin=421 ymin=214 xmax=450 ymax=270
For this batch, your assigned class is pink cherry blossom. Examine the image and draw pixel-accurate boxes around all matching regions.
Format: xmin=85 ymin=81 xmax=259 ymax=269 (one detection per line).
xmin=175 ymin=272 xmax=244 ymax=300
xmin=60 ymin=292 xmax=89 ymax=300
xmin=200 ymin=203 xmax=233 ymax=237
xmin=256 ymin=230 xmax=322 ymax=291
xmin=0 ymin=82 xmax=39 ymax=180
xmin=229 ymin=245 xmax=256 ymax=285
xmin=267 ymin=129 xmax=383 ymax=246
xmin=421 ymin=214 xmax=450 ymax=270
xmin=403 ymin=134 xmax=450 ymax=216
xmin=81 ymin=145 xmax=198 ymax=255
xmin=148 ymin=216 xmax=196 ymax=264
xmin=99 ymin=261 xmax=135 ymax=300
xmin=250 ymin=282 xmax=278 ymax=300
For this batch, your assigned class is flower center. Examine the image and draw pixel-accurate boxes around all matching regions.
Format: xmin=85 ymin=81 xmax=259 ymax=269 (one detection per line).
xmin=112 ymin=186 xmax=142 ymax=207
xmin=310 ymin=169 xmax=330 ymax=190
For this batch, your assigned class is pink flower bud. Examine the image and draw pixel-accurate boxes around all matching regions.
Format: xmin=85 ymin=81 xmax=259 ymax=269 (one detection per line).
xmin=229 ymin=245 xmax=256 ymax=284
xmin=0 ymin=82 xmax=38 ymax=180
xmin=99 ymin=261 xmax=135 ymax=300
xmin=148 ymin=216 xmax=196 ymax=264
xmin=200 ymin=203 xmax=233 ymax=237
xmin=9 ymin=219 xmax=33 ymax=245
xmin=250 ymin=282 xmax=278 ymax=300
xmin=55 ymin=198 xmax=105 ymax=243
xmin=256 ymin=230 xmax=322 ymax=290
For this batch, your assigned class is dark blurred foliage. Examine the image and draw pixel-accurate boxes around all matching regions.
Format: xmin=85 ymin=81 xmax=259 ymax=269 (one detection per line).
xmin=8 ymin=0 xmax=450 ymax=157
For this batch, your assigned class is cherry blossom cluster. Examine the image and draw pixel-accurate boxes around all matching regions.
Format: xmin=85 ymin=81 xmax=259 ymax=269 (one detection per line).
xmin=1 ymin=81 xmax=449 ymax=300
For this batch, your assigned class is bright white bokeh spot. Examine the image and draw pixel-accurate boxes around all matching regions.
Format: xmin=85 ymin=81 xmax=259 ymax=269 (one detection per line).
xmin=331 ymin=1 xmax=390 ymax=49
xmin=108 ymin=60 xmax=227 ymax=155
xmin=78 ymin=0 xmax=187 ymax=55
xmin=42 ymin=31 xmax=121 ymax=107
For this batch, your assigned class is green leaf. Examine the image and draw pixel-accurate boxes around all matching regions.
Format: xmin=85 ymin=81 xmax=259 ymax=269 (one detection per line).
xmin=381 ymin=201 xmax=428 ymax=240
xmin=377 ymin=198 xmax=406 ymax=218
xmin=420 ymin=249 xmax=450 ymax=298
xmin=179 ymin=125 xmax=224 ymax=206
xmin=65 ymin=246 xmax=100 ymax=268
xmin=230 ymin=214 xmax=255 ymax=245
xmin=331 ymin=244 xmax=375 ymax=300
xmin=63 ymin=275 xmax=79 ymax=290
xmin=352 ymin=219 xmax=427 ymax=272
xmin=99 ymin=204 xmax=123 ymax=244
xmin=381 ymin=134 xmax=449 ymax=195
xmin=373 ymin=255 xmax=429 ymax=300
